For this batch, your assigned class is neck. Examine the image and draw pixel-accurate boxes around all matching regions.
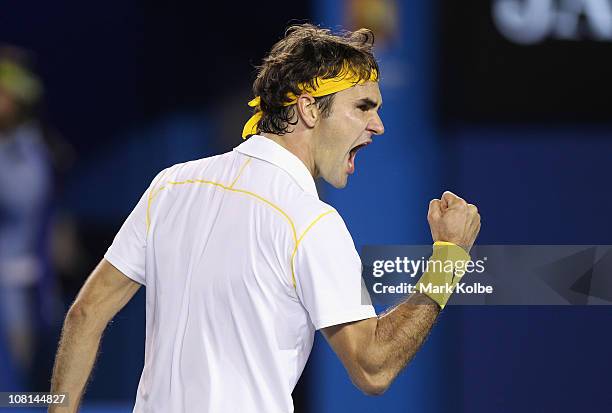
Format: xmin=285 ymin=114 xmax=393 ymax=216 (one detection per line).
xmin=261 ymin=131 xmax=318 ymax=178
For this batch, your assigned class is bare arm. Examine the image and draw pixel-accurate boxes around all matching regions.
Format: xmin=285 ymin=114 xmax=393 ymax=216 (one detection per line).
xmin=323 ymin=191 xmax=480 ymax=395
xmin=49 ymin=259 xmax=141 ymax=413
xmin=322 ymin=293 xmax=439 ymax=395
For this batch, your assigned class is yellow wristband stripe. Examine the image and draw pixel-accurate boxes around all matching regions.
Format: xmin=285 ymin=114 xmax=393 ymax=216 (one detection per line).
xmin=415 ymin=242 xmax=471 ymax=309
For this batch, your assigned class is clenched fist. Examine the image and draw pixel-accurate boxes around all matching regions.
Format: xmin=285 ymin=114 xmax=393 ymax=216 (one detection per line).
xmin=427 ymin=191 xmax=481 ymax=252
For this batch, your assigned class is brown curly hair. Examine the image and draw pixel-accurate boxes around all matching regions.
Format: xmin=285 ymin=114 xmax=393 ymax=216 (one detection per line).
xmin=251 ymin=24 xmax=379 ymax=136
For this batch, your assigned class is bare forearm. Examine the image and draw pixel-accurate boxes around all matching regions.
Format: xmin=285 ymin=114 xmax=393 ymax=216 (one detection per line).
xmin=49 ymin=309 xmax=104 ymax=413
xmin=365 ymin=293 xmax=440 ymax=385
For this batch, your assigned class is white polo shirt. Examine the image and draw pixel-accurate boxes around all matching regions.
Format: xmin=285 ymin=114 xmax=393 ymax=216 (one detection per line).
xmin=104 ymin=135 xmax=376 ymax=413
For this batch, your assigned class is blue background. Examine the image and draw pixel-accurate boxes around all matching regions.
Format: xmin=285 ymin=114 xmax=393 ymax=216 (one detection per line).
xmin=1 ymin=0 xmax=611 ymax=412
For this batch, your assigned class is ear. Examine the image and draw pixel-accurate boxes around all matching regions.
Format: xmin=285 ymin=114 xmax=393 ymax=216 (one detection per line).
xmin=295 ymin=94 xmax=318 ymax=128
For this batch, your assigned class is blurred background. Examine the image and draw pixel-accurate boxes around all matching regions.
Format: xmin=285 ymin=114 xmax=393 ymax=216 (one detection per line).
xmin=1 ymin=0 xmax=611 ymax=412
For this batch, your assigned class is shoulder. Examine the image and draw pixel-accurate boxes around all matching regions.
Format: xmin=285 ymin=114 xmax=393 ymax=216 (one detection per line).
xmin=287 ymin=195 xmax=350 ymax=240
xmin=146 ymin=151 xmax=242 ymax=190
xmin=158 ymin=152 xmax=233 ymax=179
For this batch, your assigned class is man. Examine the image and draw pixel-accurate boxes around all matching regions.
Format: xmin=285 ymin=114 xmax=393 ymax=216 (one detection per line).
xmin=50 ymin=24 xmax=480 ymax=412
xmin=0 ymin=51 xmax=52 ymax=384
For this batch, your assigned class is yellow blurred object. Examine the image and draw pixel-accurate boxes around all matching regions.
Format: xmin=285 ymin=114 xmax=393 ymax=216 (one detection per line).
xmin=0 ymin=59 xmax=42 ymax=106
xmin=347 ymin=0 xmax=398 ymax=46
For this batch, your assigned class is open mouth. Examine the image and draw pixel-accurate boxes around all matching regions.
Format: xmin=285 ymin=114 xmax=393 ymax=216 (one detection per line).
xmin=347 ymin=141 xmax=371 ymax=174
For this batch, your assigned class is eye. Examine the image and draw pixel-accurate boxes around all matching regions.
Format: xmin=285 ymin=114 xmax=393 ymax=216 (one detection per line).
xmin=357 ymin=105 xmax=369 ymax=111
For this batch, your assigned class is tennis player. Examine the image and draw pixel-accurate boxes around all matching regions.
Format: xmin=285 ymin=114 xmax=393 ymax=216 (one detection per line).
xmin=50 ymin=24 xmax=480 ymax=413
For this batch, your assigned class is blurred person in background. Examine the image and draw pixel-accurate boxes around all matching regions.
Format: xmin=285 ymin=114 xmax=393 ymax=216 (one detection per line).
xmin=0 ymin=47 xmax=68 ymax=387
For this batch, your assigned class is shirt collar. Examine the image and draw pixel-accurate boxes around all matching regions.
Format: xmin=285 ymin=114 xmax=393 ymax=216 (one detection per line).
xmin=234 ymin=135 xmax=318 ymax=198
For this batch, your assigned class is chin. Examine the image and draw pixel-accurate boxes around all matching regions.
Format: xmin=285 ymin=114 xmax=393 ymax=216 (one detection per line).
xmin=327 ymin=176 xmax=348 ymax=189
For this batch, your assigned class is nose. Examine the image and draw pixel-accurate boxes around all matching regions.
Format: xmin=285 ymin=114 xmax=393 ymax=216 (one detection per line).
xmin=367 ymin=113 xmax=385 ymax=136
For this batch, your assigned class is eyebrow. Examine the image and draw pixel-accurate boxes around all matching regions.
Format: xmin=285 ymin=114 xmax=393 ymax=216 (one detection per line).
xmin=356 ymin=97 xmax=382 ymax=109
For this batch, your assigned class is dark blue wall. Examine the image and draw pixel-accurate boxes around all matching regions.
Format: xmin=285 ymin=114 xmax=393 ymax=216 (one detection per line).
xmin=450 ymin=126 xmax=612 ymax=412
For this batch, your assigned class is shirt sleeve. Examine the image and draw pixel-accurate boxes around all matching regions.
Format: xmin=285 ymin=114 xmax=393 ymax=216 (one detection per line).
xmin=293 ymin=211 xmax=376 ymax=330
xmin=104 ymin=169 xmax=166 ymax=285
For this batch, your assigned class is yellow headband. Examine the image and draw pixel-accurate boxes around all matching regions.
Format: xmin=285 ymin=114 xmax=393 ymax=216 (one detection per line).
xmin=242 ymin=67 xmax=378 ymax=139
